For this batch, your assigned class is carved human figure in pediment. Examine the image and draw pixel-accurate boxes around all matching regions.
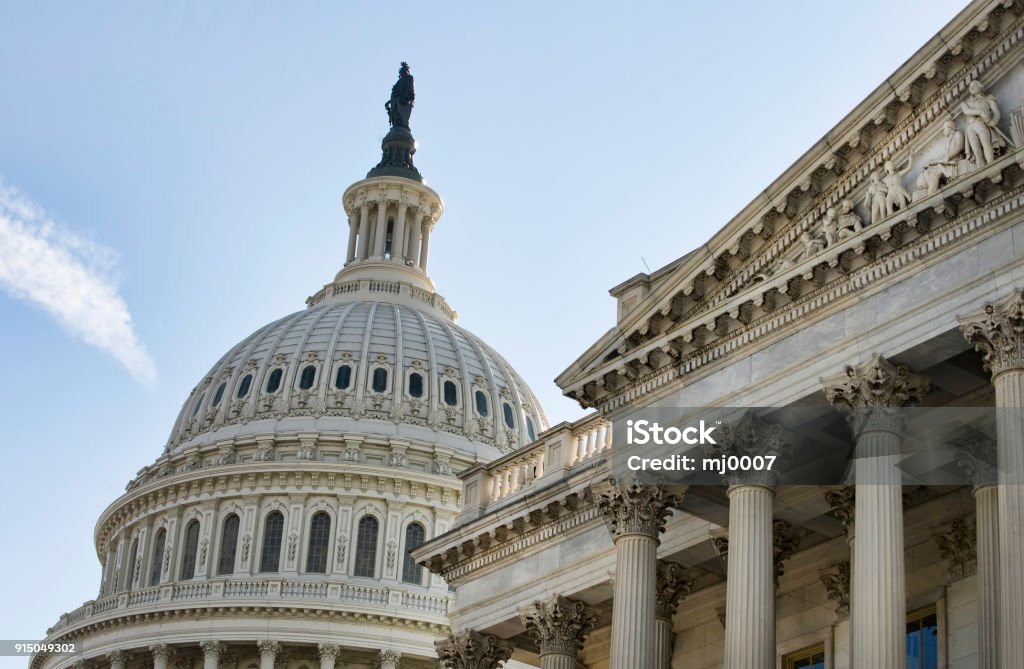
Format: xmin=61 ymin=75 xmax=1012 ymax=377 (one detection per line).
xmin=962 ymin=79 xmax=1005 ymax=167
xmin=864 ymin=171 xmax=888 ymax=225
xmin=882 ymin=158 xmax=913 ymax=216
xmin=837 ymin=198 xmax=863 ymax=238
xmin=916 ymin=119 xmax=965 ymax=196
xmin=821 ymin=208 xmax=839 ymax=247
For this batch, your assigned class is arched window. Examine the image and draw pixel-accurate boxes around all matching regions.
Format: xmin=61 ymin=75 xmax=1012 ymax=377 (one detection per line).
xmin=191 ymin=393 xmax=205 ymax=417
xmin=402 ymin=523 xmax=426 ymax=585
xmin=503 ymin=403 xmax=516 ymax=429
xmin=354 ymin=516 xmax=379 ymax=577
xmin=372 ymin=368 xmax=388 ymax=393
xmin=124 ymin=538 xmax=139 ymax=590
xmin=384 ymin=219 xmax=395 ymax=258
xmin=149 ymin=529 xmax=166 ymax=586
xmin=260 ymin=511 xmax=285 ymax=573
xmin=299 ymin=365 xmax=316 ymax=390
xmin=527 ymin=417 xmax=537 ymax=441
xmin=211 ymin=382 xmax=226 ymax=408
xmin=335 ymin=365 xmax=352 ymax=390
xmin=217 ymin=514 xmax=240 ymax=576
xmin=306 ymin=512 xmax=331 ymax=574
xmin=180 ymin=520 xmax=201 ymax=580
xmin=475 ymin=390 xmax=489 ymax=416
xmin=443 ymin=381 xmax=458 ymax=406
xmin=408 ymin=372 xmax=424 ymax=398
xmin=237 ymin=374 xmax=253 ymax=398
xmin=266 ymin=368 xmax=283 ymax=394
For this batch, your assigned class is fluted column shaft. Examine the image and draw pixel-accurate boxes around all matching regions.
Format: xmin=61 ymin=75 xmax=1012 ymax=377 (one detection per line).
xmin=654 ymin=618 xmax=673 ymax=669
xmin=611 ymin=533 xmax=657 ymax=669
xmin=345 ymin=214 xmax=357 ymax=263
xmin=372 ymin=200 xmax=388 ymax=258
xmin=975 ymin=484 xmax=999 ymax=669
xmin=356 ymin=205 xmax=370 ymax=259
xmin=393 ymin=203 xmax=408 ymax=260
xmin=723 ymin=484 xmax=775 ymax=669
xmin=994 ymin=369 xmax=1024 ymax=668
xmin=150 ymin=646 xmax=173 ymax=669
xmin=406 ymin=214 xmax=422 ymax=265
xmin=201 ymin=642 xmax=223 ymax=669
xmin=419 ymin=221 xmax=431 ymax=270
xmin=107 ymin=651 xmax=127 ymax=669
xmin=258 ymin=642 xmax=279 ymax=669
xmin=318 ymin=644 xmax=339 ymax=669
xmin=851 ymin=428 xmax=906 ymax=669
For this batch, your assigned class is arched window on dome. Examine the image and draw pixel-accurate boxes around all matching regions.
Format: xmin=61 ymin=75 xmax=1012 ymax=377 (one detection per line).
xmin=401 ymin=522 xmax=426 ymax=585
xmin=335 ymin=365 xmax=352 ymax=390
xmin=443 ymin=381 xmax=458 ymax=407
xmin=123 ymin=537 xmax=139 ymax=591
xmin=149 ymin=529 xmax=166 ymax=586
xmin=191 ymin=393 xmax=206 ymax=418
xmin=211 ymin=382 xmax=226 ymax=408
xmin=408 ymin=372 xmax=424 ymax=398
xmin=527 ymin=417 xmax=537 ymax=442
xmin=371 ymin=368 xmax=388 ymax=393
xmin=299 ymin=365 xmax=316 ymax=390
xmin=306 ymin=512 xmax=331 ymax=574
xmin=266 ymin=368 xmax=283 ymax=394
xmin=260 ymin=511 xmax=285 ymax=573
xmin=217 ymin=514 xmax=240 ymax=576
xmin=503 ymin=403 xmax=516 ymax=430
xmin=180 ymin=520 xmax=200 ymax=580
xmin=354 ymin=516 xmax=379 ymax=578
xmin=237 ymin=374 xmax=253 ymax=399
xmin=475 ymin=390 xmax=489 ymax=417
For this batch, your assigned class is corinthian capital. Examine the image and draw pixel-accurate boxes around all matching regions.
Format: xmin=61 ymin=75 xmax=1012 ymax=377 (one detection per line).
xmin=149 ymin=645 xmax=175 ymax=662
xmin=708 ymin=412 xmax=797 ymax=486
xmin=593 ymin=478 xmax=683 ymax=540
xmin=520 ymin=596 xmax=600 ymax=657
xmin=257 ymin=641 xmax=280 ymax=658
xmin=317 ymin=644 xmax=339 ymax=662
xmin=960 ymin=290 xmax=1024 ymax=375
xmin=822 ymin=355 xmax=928 ymax=434
xmin=200 ymin=642 xmax=224 ymax=660
xmin=435 ymin=631 xmax=513 ymax=669
xmin=655 ymin=561 xmax=695 ymax=620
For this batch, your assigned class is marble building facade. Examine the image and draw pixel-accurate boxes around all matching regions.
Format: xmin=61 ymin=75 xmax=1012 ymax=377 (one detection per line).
xmin=415 ymin=1 xmax=1024 ymax=668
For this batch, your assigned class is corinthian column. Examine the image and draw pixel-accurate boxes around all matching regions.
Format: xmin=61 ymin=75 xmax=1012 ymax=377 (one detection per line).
xmin=520 ymin=595 xmax=599 ymax=669
xmin=317 ymin=644 xmax=339 ymax=669
xmin=377 ymin=649 xmax=400 ymax=669
xmin=257 ymin=641 xmax=280 ymax=669
xmin=150 ymin=645 xmax=175 ymax=669
xmin=107 ymin=651 xmax=128 ymax=669
xmin=655 ymin=561 xmax=694 ymax=669
xmin=435 ymin=631 xmax=513 ymax=669
xmin=824 ymin=355 xmax=928 ymax=669
xmin=961 ymin=290 xmax=1024 ymax=669
xmin=200 ymin=642 xmax=223 ymax=669
xmin=595 ymin=479 xmax=682 ymax=669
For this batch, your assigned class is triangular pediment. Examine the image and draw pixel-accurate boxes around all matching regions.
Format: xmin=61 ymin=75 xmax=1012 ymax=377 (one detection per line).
xmin=558 ymin=0 xmax=1024 ymax=409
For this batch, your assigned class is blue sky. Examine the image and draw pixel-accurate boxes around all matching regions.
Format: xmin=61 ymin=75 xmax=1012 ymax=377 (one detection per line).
xmin=0 ymin=0 xmax=968 ymax=662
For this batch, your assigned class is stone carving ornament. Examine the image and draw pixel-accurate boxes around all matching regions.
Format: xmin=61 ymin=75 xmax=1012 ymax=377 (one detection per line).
xmin=435 ymin=631 xmax=513 ymax=669
xmin=916 ymin=119 xmax=966 ymax=196
xmin=882 ymin=158 xmax=913 ymax=215
xmin=933 ymin=518 xmax=977 ymax=580
xmin=655 ymin=561 xmax=695 ymax=620
xmin=960 ymin=289 xmax=1024 ymax=374
xmin=820 ymin=562 xmax=851 ymax=618
xmin=520 ymin=596 xmax=600 ymax=657
xmin=595 ymin=479 xmax=683 ymax=539
xmin=823 ymin=355 xmax=929 ymax=435
xmin=962 ymin=79 xmax=1005 ymax=167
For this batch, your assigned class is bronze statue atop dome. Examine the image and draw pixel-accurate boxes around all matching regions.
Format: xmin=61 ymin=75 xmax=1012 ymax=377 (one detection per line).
xmin=385 ymin=62 xmax=415 ymax=129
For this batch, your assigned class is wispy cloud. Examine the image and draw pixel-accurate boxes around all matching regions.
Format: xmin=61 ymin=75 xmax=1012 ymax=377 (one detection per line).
xmin=0 ymin=178 xmax=156 ymax=384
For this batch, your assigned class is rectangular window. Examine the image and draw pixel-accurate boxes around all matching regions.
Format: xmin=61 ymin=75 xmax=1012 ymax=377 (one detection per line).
xmin=906 ymin=605 xmax=939 ymax=669
xmin=783 ymin=644 xmax=825 ymax=669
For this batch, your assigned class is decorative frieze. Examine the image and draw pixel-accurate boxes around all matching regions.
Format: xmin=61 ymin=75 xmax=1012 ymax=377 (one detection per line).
xmin=435 ymin=631 xmax=513 ymax=669
xmin=520 ymin=596 xmax=599 ymax=658
xmin=933 ymin=518 xmax=978 ymax=581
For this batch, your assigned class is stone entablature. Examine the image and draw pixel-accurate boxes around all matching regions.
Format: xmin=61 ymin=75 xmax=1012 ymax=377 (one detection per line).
xmin=560 ymin=0 xmax=1024 ymax=410
xmin=305 ymin=276 xmax=457 ymax=320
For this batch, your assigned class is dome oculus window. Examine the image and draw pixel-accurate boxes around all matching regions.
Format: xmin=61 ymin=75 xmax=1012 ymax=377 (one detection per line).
xmin=266 ymin=368 xmax=283 ymax=394
xmin=237 ymin=374 xmax=253 ymax=399
xmin=335 ymin=365 xmax=352 ymax=390
xmin=443 ymin=381 xmax=458 ymax=406
xmin=371 ymin=368 xmax=388 ymax=393
xmin=475 ymin=390 xmax=489 ymax=417
xmin=299 ymin=365 xmax=316 ymax=390
xmin=503 ymin=403 xmax=515 ymax=429
xmin=408 ymin=372 xmax=424 ymax=398
xmin=211 ymin=382 xmax=226 ymax=408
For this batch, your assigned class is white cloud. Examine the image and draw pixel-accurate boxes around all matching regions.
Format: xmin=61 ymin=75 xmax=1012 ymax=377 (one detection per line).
xmin=0 ymin=178 xmax=156 ymax=384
